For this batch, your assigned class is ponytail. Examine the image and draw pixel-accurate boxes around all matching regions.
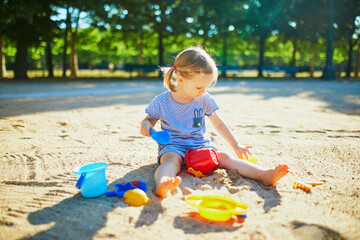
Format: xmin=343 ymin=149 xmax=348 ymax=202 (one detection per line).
xmin=160 ymin=66 xmax=177 ymax=92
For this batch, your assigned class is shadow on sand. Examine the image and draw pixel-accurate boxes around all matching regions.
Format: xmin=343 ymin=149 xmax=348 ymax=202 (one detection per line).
xmin=210 ymin=79 xmax=360 ymax=115
xmin=1 ymin=79 xmax=359 ymax=118
xmin=24 ymin=164 xmax=281 ymax=238
xmin=25 ymin=163 xmax=162 ymax=240
xmin=172 ymin=169 xmax=282 ymax=234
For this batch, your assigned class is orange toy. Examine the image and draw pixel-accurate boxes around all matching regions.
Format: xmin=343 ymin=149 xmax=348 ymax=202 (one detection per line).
xmin=188 ymin=167 xmax=207 ymax=178
xmin=306 ymin=182 xmax=325 ymax=186
xmin=293 ymin=181 xmax=325 ymax=192
xmin=293 ymin=181 xmax=312 ymax=192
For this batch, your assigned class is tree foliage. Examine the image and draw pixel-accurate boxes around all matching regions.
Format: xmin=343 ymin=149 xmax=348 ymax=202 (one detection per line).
xmin=1 ymin=0 xmax=359 ymax=79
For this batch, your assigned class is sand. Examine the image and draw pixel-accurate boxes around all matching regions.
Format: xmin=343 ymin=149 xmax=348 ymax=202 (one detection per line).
xmin=0 ymin=79 xmax=359 ymax=240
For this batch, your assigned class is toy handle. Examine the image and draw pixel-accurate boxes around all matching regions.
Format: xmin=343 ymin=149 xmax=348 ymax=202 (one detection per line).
xmin=185 ymin=195 xmax=203 ymax=207
xmin=105 ymin=191 xmax=117 ymax=196
xmin=188 ymin=167 xmax=206 ymax=178
xmin=232 ymin=202 xmax=249 ymax=215
xmin=75 ymin=173 xmax=86 ymax=189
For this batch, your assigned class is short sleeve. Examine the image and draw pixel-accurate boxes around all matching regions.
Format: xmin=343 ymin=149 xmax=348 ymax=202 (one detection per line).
xmin=145 ymin=97 xmax=160 ymax=120
xmin=203 ymin=93 xmax=219 ymax=116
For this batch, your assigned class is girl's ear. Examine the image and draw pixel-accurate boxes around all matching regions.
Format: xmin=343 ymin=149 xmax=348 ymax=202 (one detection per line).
xmin=177 ymin=75 xmax=184 ymax=84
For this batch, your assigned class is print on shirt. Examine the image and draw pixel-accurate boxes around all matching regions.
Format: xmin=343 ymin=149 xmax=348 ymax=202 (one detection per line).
xmin=193 ymin=108 xmax=203 ymax=128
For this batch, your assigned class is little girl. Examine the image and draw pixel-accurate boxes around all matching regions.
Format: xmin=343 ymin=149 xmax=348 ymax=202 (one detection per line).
xmin=140 ymin=46 xmax=289 ymax=198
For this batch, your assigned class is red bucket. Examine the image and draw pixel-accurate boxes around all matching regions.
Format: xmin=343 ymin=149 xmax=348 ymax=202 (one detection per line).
xmin=185 ymin=148 xmax=219 ymax=176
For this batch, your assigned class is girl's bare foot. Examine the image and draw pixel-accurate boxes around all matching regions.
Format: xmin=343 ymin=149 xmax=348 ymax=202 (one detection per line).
xmin=155 ymin=176 xmax=182 ymax=198
xmin=262 ymin=164 xmax=289 ymax=186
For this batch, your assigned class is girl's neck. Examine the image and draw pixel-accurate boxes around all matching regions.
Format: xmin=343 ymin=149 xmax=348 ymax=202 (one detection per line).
xmin=170 ymin=86 xmax=192 ymax=104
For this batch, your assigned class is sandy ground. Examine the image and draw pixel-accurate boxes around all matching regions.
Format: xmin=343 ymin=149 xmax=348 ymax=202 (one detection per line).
xmin=0 ymin=79 xmax=359 ymax=240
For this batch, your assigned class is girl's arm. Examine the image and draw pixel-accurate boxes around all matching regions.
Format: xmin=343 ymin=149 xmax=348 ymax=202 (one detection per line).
xmin=140 ymin=115 xmax=158 ymax=137
xmin=208 ymin=112 xmax=250 ymax=159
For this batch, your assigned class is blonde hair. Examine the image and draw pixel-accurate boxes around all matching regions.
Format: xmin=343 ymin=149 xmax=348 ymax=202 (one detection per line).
xmin=160 ymin=46 xmax=218 ymax=92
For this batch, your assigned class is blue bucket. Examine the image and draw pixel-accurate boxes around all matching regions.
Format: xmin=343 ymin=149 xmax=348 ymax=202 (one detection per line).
xmin=72 ymin=162 xmax=108 ymax=198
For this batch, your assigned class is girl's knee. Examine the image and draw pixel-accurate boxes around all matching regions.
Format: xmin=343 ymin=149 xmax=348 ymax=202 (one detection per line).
xmin=217 ymin=151 xmax=231 ymax=161
xmin=159 ymin=152 xmax=182 ymax=168
xmin=216 ymin=151 xmax=235 ymax=169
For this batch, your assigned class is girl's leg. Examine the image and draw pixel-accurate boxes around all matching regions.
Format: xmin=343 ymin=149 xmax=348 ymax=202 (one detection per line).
xmin=217 ymin=151 xmax=289 ymax=186
xmin=154 ymin=152 xmax=182 ymax=198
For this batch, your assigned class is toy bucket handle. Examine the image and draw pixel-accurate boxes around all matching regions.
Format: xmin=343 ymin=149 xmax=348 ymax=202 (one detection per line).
xmin=232 ymin=202 xmax=249 ymax=215
xmin=185 ymin=195 xmax=203 ymax=207
xmin=75 ymin=173 xmax=86 ymax=189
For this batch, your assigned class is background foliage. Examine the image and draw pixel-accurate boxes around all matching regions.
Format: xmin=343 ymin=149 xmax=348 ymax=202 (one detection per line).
xmin=0 ymin=0 xmax=359 ymax=79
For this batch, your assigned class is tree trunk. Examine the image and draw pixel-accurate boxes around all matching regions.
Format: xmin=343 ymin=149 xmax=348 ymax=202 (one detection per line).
xmin=322 ymin=0 xmax=336 ymax=79
xmin=70 ymin=8 xmax=81 ymax=78
xmin=46 ymin=41 xmax=54 ymax=78
xmin=14 ymin=41 xmax=28 ymax=79
xmin=138 ymin=31 xmax=144 ymax=65
xmin=291 ymin=39 xmax=297 ymax=78
xmin=222 ymin=33 xmax=227 ymax=77
xmin=310 ymin=47 xmax=315 ymax=78
xmin=355 ymin=43 xmax=359 ymax=78
xmin=345 ymin=31 xmax=353 ymax=78
xmin=62 ymin=5 xmax=71 ymax=78
xmin=137 ymin=31 xmax=144 ymax=76
xmin=202 ymin=34 xmax=208 ymax=48
xmin=0 ymin=36 xmax=8 ymax=79
xmin=257 ymin=34 xmax=266 ymax=78
xmin=70 ymin=30 xmax=79 ymax=77
xmin=158 ymin=31 xmax=164 ymax=65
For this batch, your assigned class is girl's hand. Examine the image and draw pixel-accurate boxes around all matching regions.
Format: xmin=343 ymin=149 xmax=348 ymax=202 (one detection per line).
xmin=140 ymin=116 xmax=157 ymax=137
xmin=140 ymin=125 xmax=154 ymax=137
xmin=233 ymin=144 xmax=251 ymax=160
xmin=140 ymin=125 xmax=149 ymax=137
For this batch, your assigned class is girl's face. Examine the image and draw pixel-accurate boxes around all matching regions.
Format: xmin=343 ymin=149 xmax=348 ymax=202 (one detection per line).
xmin=179 ymin=73 xmax=216 ymax=99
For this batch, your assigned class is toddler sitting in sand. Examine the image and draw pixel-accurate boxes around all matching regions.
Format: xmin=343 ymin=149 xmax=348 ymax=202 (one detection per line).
xmin=140 ymin=46 xmax=289 ymax=198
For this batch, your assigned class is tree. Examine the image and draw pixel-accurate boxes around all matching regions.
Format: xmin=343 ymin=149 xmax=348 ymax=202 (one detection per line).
xmin=245 ymin=0 xmax=287 ymax=77
xmin=211 ymin=1 xmax=243 ymax=69
xmin=355 ymin=42 xmax=360 ymax=77
xmin=322 ymin=0 xmax=336 ymax=79
xmin=0 ymin=0 xmax=58 ymax=79
xmin=145 ymin=0 xmax=190 ymax=65
xmin=56 ymin=0 xmax=97 ymax=77
xmin=59 ymin=2 xmax=85 ymax=77
xmin=0 ymin=36 xmax=8 ymax=79
xmin=69 ymin=7 xmax=82 ymax=77
xmin=61 ymin=4 xmax=71 ymax=77
xmin=0 ymin=2 xmax=8 ymax=79
xmin=110 ymin=0 xmax=152 ymax=65
xmin=275 ymin=0 xmax=327 ymax=77
xmin=335 ymin=0 xmax=360 ymax=77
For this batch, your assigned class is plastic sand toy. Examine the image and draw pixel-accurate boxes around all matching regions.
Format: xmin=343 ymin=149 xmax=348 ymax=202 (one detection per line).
xmin=306 ymin=182 xmax=326 ymax=186
xmin=72 ymin=162 xmax=108 ymax=198
xmin=185 ymin=195 xmax=248 ymax=221
xmin=149 ymin=129 xmax=171 ymax=145
xmin=293 ymin=181 xmax=312 ymax=192
xmin=293 ymin=181 xmax=325 ymax=192
xmin=240 ymin=155 xmax=258 ymax=164
xmin=187 ymin=167 xmax=207 ymax=178
xmin=124 ymin=189 xmax=150 ymax=207
xmin=240 ymin=146 xmax=258 ymax=164
xmin=185 ymin=148 xmax=219 ymax=177
xmin=105 ymin=181 xmax=147 ymax=197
